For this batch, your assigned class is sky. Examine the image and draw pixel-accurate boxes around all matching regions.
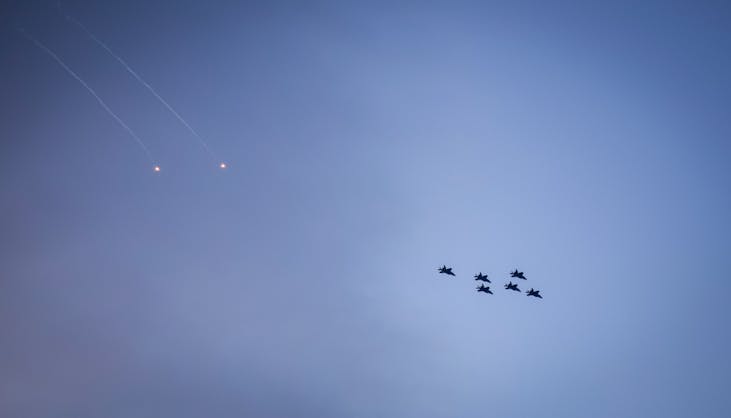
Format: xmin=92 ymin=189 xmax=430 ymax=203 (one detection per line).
xmin=1 ymin=0 xmax=730 ymax=417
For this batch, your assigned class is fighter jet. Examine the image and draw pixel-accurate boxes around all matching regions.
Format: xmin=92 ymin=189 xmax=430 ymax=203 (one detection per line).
xmin=438 ymin=265 xmax=455 ymax=276
xmin=474 ymin=272 xmax=490 ymax=283
xmin=504 ymin=281 xmax=521 ymax=292
xmin=510 ymin=269 xmax=527 ymax=280
xmin=526 ymin=288 xmax=543 ymax=299
xmin=476 ymin=284 xmax=493 ymax=294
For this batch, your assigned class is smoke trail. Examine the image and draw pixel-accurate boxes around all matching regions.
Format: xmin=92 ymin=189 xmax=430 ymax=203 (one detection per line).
xmin=61 ymin=10 xmax=217 ymax=159
xmin=17 ymin=28 xmax=155 ymax=164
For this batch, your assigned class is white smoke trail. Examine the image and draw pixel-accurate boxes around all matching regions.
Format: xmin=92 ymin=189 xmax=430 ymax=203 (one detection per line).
xmin=17 ymin=28 xmax=155 ymax=164
xmin=62 ymin=11 xmax=217 ymax=159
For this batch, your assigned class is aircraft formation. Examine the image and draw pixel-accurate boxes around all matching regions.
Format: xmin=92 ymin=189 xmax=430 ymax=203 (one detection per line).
xmin=437 ymin=265 xmax=543 ymax=299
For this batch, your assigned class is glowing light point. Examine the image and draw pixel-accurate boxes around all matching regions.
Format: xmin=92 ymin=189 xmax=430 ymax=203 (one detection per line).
xmin=219 ymin=162 xmax=227 ymax=169
xmin=153 ymin=165 xmax=161 ymax=172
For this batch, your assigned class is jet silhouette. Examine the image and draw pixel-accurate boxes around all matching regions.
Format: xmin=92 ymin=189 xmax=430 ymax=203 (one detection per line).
xmin=504 ymin=281 xmax=521 ymax=292
xmin=476 ymin=284 xmax=493 ymax=294
xmin=526 ymin=288 xmax=543 ymax=299
xmin=474 ymin=272 xmax=490 ymax=283
xmin=510 ymin=269 xmax=527 ymax=280
xmin=438 ymin=265 xmax=455 ymax=276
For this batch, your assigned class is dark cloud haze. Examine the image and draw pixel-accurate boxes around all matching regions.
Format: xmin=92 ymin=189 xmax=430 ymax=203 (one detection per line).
xmin=1 ymin=1 xmax=730 ymax=417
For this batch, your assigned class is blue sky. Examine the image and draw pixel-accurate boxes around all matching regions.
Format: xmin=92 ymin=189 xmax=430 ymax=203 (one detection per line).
xmin=1 ymin=1 xmax=730 ymax=417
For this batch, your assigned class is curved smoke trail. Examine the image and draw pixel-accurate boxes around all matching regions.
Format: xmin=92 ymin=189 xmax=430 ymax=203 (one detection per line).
xmin=62 ymin=10 xmax=217 ymax=159
xmin=17 ymin=28 xmax=155 ymax=164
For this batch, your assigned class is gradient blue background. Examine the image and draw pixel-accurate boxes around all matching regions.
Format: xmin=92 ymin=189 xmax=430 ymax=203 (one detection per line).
xmin=1 ymin=1 xmax=730 ymax=416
